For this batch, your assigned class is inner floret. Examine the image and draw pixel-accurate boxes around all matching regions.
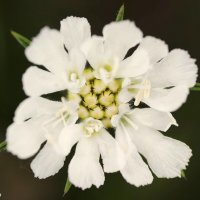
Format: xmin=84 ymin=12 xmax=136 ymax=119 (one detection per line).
xmin=68 ymin=68 xmax=121 ymax=128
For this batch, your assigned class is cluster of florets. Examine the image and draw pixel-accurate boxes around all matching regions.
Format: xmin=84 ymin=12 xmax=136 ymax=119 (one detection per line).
xmin=68 ymin=68 xmax=121 ymax=128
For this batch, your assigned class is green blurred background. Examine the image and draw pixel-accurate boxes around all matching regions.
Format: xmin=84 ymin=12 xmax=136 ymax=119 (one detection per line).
xmin=0 ymin=0 xmax=200 ymax=199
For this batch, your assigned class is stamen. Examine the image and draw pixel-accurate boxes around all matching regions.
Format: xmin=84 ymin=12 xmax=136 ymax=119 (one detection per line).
xmin=134 ymin=79 xmax=151 ymax=106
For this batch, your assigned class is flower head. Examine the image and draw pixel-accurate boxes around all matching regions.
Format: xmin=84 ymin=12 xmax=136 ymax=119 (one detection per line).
xmin=6 ymin=14 xmax=197 ymax=191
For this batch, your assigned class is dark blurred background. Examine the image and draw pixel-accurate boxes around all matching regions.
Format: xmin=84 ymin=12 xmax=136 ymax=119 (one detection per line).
xmin=0 ymin=0 xmax=200 ymax=199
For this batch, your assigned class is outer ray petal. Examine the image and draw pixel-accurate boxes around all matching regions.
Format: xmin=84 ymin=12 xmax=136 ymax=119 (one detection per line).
xmin=143 ymin=86 xmax=189 ymax=112
xmin=22 ymin=66 xmax=67 ymax=97
xmin=68 ymin=138 xmax=105 ymax=190
xmin=149 ymin=49 xmax=198 ymax=88
xmin=129 ymin=125 xmax=192 ymax=178
xmin=96 ymin=129 xmax=125 ymax=173
xmin=6 ymin=118 xmax=46 ymax=159
xmin=14 ymin=97 xmax=61 ymax=123
xmin=25 ymin=27 xmax=68 ymax=74
xmin=58 ymin=124 xmax=82 ymax=156
xmin=116 ymin=49 xmax=150 ymax=78
xmin=127 ymin=108 xmax=177 ymax=132
xmin=103 ymin=20 xmax=143 ymax=60
xmin=116 ymin=124 xmax=153 ymax=186
xmin=138 ymin=36 xmax=169 ymax=64
xmin=31 ymin=143 xmax=65 ymax=179
xmin=60 ymin=16 xmax=91 ymax=50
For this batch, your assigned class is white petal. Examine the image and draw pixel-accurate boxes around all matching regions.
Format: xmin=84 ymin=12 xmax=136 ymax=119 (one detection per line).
xmin=128 ymin=108 xmax=177 ymax=132
xmin=138 ymin=36 xmax=168 ymax=64
xmin=68 ymin=48 xmax=86 ymax=75
xmin=14 ymin=97 xmax=61 ymax=123
xmin=149 ymin=49 xmax=198 ymax=88
xmin=22 ymin=66 xmax=67 ymax=96
xmin=118 ymin=88 xmax=134 ymax=103
xmin=81 ymin=36 xmax=105 ymax=70
xmin=31 ymin=143 xmax=65 ymax=179
xmin=60 ymin=17 xmax=91 ymax=50
xmin=96 ymin=129 xmax=125 ymax=173
xmin=103 ymin=20 xmax=143 ymax=60
xmin=121 ymin=150 xmax=153 ymax=187
xmin=116 ymin=49 xmax=150 ymax=78
xmin=6 ymin=119 xmax=45 ymax=159
xmin=115 ymin=124 xmax=153 ymax=187
xmin=58 ymin=124 xmax=82 ymax=156
xmin=143 ymin=86 xmax=189 ymax=112
xmin=25 ymin=27 xmax=68 ymax=74
xmin=129 ymin=125 xmax=192 ymax=178
xmin=68 ymin=138 xmax=104 ymax=190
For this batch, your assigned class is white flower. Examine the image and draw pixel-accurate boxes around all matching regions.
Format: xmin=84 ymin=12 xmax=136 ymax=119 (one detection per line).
xmin=6 ymin=97 xmax=125 ymax=189
xmin=7 ymin=15 xmax=196 ymax=191
xmin=81 ymin=21 xmax=150 ymax=84
xmin=111 ymin=104 xmax=192 ymax=187
xmin=23 ymin=17 xmax=91 ymax=95
xmin=118 ymin=36 xmax=198 ymax=112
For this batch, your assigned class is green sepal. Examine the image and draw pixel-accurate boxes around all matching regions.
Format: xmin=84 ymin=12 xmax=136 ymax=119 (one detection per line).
xmin=191 ymin=82 xmax=200 ymax=91
xmin=11 ymin=31 xmax=30 ymax=48
xmin=181 ymin=170 xmax=187 ymax=180
xmin=0 ymin=141 xmax=7 ymax=152
xmin=116 ymin=4 xmax=125 ymax=21
xmin=63 ymin=177 xmax=72 ymax=197
xmin=191 ymin=87 xmax=200 ymax=91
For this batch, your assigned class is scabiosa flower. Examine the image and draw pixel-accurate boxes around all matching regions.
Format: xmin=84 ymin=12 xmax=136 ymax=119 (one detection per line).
xmin=6 ymin=10 xmax=196 ymax=192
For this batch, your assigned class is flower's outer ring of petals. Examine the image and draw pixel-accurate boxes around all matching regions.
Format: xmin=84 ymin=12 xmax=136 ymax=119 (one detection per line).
xmin=103 ymin=20 xmax=143 ymax=60
xmin=81 ymin=36 xmax=105 ymax=70
xmin=67 ymin=48 xmax=86 ymax=75
xmin=68 ymin=138 xmax=105 ymax=190
xmin=149 ymin=49 xmax=198 ymax=88
xmin=137 ymin=36 xmax=169 ymax=64
xmin=6 ymin=118 xmax=46 ymax=159
xmin=14 ymin=97 xmax=62 ymax=123
xmin=118 ymin=88 xmax=134 ymax=103
xmin=128 ymin=125 xmax=192 ymax=179
xmin=25 ymin=27 xmax=68 ymax=74
xmin=116 ymin=49 xmax=150 ymax=78
xmin=115 ymin=124 xmax=153 ymax=187
xmin=143 ymin=86 xmax=189 ymax=112
xmin=60 ymin=16 xmax=91 ymax=50
xmin=31 ymin=143 xmax=66 ymax=179
xmin=127 ymin=108 xmax=178 ymax=132
xmin=96 ymin=129 xmax=126 ymax=173
xmin=22 ymin=66 xmax=67 ymax=97
xmin=58 ymin=124 xmax=82 ymax=156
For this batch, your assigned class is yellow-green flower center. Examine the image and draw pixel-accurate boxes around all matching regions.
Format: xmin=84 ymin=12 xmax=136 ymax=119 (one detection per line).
xmin=67 ymin=68 xmax=121 ymax=128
